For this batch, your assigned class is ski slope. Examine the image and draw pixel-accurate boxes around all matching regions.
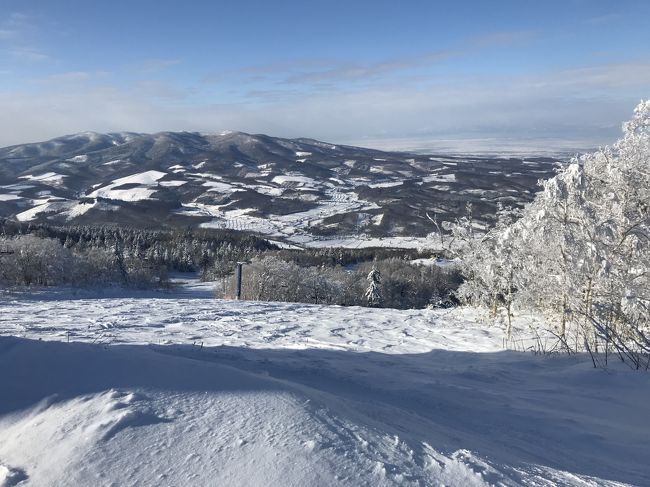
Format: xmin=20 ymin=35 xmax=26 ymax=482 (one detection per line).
xmin=0 ymin=283 xmax=648 ymax=486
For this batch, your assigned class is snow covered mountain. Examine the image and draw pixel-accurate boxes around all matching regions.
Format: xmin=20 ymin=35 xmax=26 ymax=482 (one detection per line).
xmin=0 ymin=131 xmax=559 ymax=247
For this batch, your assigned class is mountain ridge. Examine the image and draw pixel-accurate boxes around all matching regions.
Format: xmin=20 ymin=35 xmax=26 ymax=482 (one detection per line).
xmin=0 ymin=131 xmax=560 ymax=248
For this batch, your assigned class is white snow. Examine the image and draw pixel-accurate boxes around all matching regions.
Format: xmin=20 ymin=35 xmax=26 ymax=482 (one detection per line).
xmin=272 ymin=175 xmax=317 ymax=186
xmin=368 ymin=181 xmax=404 ymax=189
xmin=159 ymin=180 xmax=187 ymax=187
xmin=0 ymin=194 xmax=21 ymax=201
xmin=250 ymin=185 xmax=284 ymax=196
xmin=111 ymin=171 xmax=167 ymax=186
xmin=15 ymin=199 xmax=72 ymax=222
xmin=63 ymin=200 xmax=119 ymax=219
xmin=88 ymin=171 xmax=167 ymax=202
xmin=0 ymin=287 xmax=647 ymax=486
xmin=193 ymin=184 xmax=382 ymax=241
xmin=371 ymin=213 xmax=384 ymax=225
xmin=422 ymin=173 xmax=456 ymax=183
xmin=296 ymin=235 xmax=434 ymax=249
xmin=0 ymin=184 xmax=34 ymax=191
xmin=369 ymin=166 xmax=393 ymax=174
xmin=411 ymin=257 xmax=458 ymax=267
xmin=19 ymin=172 xmax=66 ymax=186
xmin=66 ymin=154 xmax=88 ymax=163
xmin=202 ymin=181 xmax=237 ymax=192
xmin=93 ymin=187 xmax=157 ymax=202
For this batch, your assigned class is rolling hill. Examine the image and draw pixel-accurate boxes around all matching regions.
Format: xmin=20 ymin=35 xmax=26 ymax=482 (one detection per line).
xmin=0 ymin=131 xmax=560 ymax=247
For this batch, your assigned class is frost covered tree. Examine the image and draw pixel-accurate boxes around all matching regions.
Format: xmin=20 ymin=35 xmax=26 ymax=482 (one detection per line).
xmin=451 ymin=100 xmax=650 ymax=368
xmin=364 ymin=266 xmax=383 ymax=307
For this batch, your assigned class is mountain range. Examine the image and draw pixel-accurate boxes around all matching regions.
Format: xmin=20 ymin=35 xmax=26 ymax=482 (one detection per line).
xmin=0 ymin=131 xmax=560 ymax=248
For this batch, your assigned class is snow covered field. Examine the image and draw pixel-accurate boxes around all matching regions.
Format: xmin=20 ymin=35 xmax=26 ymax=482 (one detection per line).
xmin=1 ymin=284 xmax=649 ymax=486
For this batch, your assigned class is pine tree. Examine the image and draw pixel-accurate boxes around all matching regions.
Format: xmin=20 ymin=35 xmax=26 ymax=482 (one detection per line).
xmin=364 ymin=267 xmax=383 ymax=307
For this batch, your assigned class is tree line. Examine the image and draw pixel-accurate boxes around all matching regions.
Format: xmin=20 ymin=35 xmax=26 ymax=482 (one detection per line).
xmin=0 ymin=221 xmax=274 ymax=288
xmin=0 ymin=219 xmax=460 ymax=307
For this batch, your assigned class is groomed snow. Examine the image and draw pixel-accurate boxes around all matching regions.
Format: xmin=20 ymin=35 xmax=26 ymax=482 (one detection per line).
xmin=1 ymin=284 xmax=648 ymax=486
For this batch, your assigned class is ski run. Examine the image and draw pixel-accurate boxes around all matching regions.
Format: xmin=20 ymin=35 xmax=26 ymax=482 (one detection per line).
xmin=0 ymin=281 xmax=648 ymax=486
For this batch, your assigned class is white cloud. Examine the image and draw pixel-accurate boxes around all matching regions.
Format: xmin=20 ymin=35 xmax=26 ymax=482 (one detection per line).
xmin=0 ymin=60 xmax=647 ymax=152
xmin=0 ymin=13 xmax=51 ymax=63
xmin=6 ymin=46 xmax=50 ymax=62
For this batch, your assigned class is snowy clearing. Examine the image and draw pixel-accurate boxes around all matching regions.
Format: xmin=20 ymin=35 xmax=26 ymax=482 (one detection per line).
xmin=18 ymin=172 xmax=66 ymax=186
xmin=87 ymin=171 xmax=167 ymax=202
xmin=0 ymin=285 xmax=648 ymax=486
xmin=0 ymin=194 xmax=22 ymax=201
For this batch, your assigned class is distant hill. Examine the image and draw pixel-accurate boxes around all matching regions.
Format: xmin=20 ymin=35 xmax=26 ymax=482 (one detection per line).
xmin=0 ymin=131 xmax=560 ymax=248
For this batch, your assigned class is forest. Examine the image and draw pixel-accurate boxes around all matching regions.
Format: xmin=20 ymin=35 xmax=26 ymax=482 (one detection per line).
xmin=0 ymin=219 xmax=459 ymax=309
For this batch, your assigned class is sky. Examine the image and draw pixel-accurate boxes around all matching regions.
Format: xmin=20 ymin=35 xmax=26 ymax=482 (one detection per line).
xmin=0 ymin=0 xmax=649 ymax=152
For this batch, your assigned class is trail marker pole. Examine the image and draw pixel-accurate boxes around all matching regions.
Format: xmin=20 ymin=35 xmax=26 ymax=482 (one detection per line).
xmin=235 ymin=262 xmax=244 ymax=300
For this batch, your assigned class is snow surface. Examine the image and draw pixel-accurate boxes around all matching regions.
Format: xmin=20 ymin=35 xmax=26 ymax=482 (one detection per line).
xmin=63 ymin=200 xmax=119 ymax=220
xmin=0 ymin=283 xmax=648 ymax=486
xmin=194 ymin=187 xmax=383 ymax=245
xmin=66 ymin=154 xmax=88 ymax=163
xmin=159 ymin=180 xmax=187 ymax=188
xmin=0 ymin=194 xmax=21 ymax=201
xmin=87 ymin=171 xmax=167 ymax=202
xmin=15 ymin=200 xmax=72 ymax=222
xmin=18 ymin=172 xmax=66 ymax=186
xmin=422 ymin=173 xmax=457 ymax=183
xmin=272 ymin=175 xmax=317 ymax=187
xmin=368 ymin=181 xmax=404 ymax=189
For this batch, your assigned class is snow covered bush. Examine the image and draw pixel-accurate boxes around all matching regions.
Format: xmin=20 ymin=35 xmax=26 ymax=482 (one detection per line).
xmin=0 ymin=235 xmax=72 ymax=286
xmin=222 ymin=255 xmax=460 ymax=309
xmin=451 ymin=100 xmax=650 ymax=368
xmin=0 ymin=235 xmax=168 ymax=289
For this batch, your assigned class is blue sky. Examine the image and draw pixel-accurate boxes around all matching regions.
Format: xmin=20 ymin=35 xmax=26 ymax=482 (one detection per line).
xmin=1 ymin=0 xmax=649 ymax=151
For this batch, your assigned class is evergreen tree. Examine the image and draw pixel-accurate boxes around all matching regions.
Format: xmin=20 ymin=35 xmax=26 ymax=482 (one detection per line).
xmin=364 ymin=267 xmax=383 ymax=307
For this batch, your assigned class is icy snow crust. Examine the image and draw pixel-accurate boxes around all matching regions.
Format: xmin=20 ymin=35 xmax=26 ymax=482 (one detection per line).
xmin=0 ymin=287 xmax=648 ymax=486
